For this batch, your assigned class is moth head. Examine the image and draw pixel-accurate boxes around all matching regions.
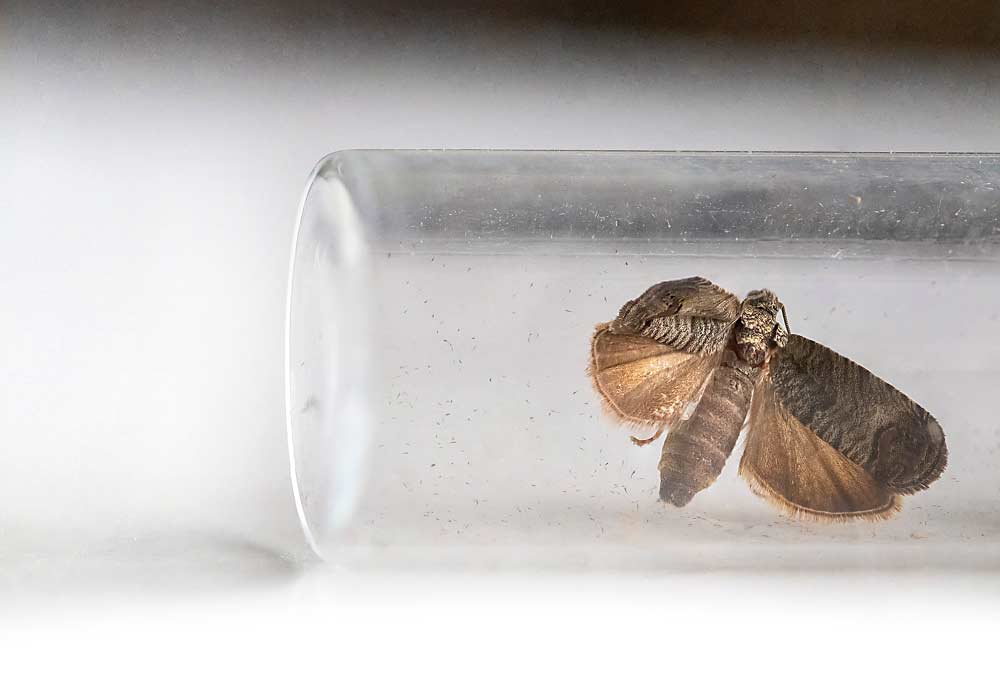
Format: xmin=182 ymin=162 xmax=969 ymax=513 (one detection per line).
xmin=744 ymin=288 xmax=791 ymax=339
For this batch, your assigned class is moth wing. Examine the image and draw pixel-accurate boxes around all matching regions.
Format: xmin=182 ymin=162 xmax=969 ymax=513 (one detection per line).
xmin=589 ymin=324 xmax=722 ymax=433
xmin=638 ymin=276 xmax=742 ymax=322
xmin=769 ymin=335 xmax=947 ymax=495
xmin=610 ymin=277 xmax=741 ymax=354
xmin=739 ymin=370 xmax=900 ymax=521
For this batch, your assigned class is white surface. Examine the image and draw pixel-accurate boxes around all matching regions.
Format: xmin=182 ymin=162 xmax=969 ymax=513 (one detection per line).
xmin=3 ymin=2 xmax=1000 ymax=672
xmin=6 ymin=572 xmax=998 ymax=679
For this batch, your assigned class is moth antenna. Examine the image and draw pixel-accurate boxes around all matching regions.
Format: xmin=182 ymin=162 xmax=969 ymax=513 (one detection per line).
xmin=779 ymin=303 xmax=791 ymax=335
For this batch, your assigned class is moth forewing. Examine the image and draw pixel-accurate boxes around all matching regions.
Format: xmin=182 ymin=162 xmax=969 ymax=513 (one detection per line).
xmin=770 ymin=335 xmax=948 ymax=495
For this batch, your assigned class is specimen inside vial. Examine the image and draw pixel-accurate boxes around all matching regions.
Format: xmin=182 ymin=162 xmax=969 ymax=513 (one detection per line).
xmin=589 ymin=276 xmax=947 ymax=521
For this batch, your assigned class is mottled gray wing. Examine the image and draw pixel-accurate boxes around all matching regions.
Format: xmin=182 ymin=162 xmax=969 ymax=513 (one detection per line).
xmin=739 ymin=370 xmax=900 ymax=521
xmin=609 ymin=276 xmax=741 ymax=355
xmin=769 ymin=334 xmax=947 ymax=495
xmin=589 ymin=323 xmax=723 ymax=434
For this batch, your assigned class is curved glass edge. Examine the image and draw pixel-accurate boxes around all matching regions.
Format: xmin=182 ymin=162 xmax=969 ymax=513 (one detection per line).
xmin=285 ymin=154 xmax=327 ymax=558
xmin=286 ymin=152 xmax=373 ymax=560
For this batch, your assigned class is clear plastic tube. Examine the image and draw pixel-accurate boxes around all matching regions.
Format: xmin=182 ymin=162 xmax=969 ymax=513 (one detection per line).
xmin=287 ymin=150 xmax=1000 ymax=569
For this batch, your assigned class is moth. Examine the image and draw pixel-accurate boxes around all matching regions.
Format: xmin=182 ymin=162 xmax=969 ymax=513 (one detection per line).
xmin=588 ymin=276 xmax=947 ymax=521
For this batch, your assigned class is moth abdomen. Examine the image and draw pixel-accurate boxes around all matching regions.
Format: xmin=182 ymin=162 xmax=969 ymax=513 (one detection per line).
xmin=658 ymin=354 xmax=760 ymax=506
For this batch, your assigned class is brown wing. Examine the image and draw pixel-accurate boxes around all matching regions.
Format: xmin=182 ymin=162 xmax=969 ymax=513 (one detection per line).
xmin=739 ymin=371 xmax=901 ymax=521
xmin=636 ymin=276 xmax=742 ymax=320
xmin=610 ymin=277 xmax=740 ymax=355
xmin=769 ymin=335 xmax=947 ymax=495
xmin=589 ymin=323 xmax=722 ymax=433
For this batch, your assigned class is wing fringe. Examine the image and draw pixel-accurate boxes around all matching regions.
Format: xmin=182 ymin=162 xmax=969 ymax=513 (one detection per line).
xmin=587 ymin=324 xmax=660 ymax=432
xmin=738 ymin=458 xmax=901 ymax=523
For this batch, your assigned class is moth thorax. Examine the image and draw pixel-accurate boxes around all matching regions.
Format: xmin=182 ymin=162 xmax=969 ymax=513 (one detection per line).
xmin=735 ymin=289 xmax=783 ymax=366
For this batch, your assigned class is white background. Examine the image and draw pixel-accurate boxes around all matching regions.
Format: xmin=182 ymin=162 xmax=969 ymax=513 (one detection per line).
xmin=3 ymin=2 xmax=999 ymax=677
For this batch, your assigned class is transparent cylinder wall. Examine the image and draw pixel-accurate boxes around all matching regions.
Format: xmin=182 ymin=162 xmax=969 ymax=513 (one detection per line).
xmin=287 ymin=151 xmax=1000 ymax=569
